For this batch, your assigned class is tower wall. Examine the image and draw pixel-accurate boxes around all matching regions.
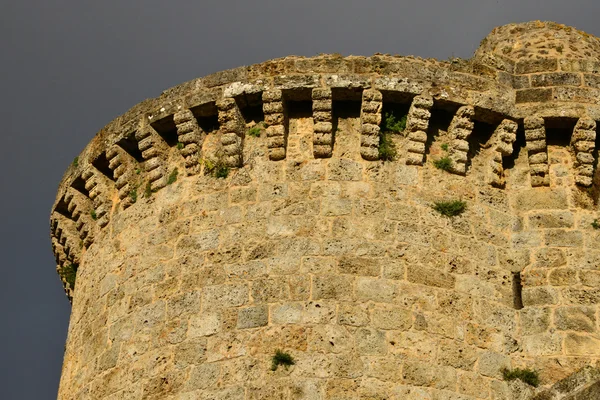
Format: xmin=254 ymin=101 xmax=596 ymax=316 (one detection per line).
xmin=52 ymin=21 xmax=600 ymax=399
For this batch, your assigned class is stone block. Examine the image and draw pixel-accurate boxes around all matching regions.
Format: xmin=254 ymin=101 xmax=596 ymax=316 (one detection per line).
xmin=513 ymin=189 xmax=568 ymax=211
xmin=528 ymin=211 xmax=574 ymax=228
xmin=515 ymin=58 xmax=558 ymax=74
xmin=321 ymin=197 xmax=352 ymax=216
xmin=519 ymin=307 xmax=551 ymax=335
xmin=477 ymin=351 xmax=511 ymax=378
xmin=356 ymin=278 xmax=397 ymax=303
xmin=312 ymin=275 xmax=354 ymax=301
xmin=516 ymin=88 xmax=552 ymax=103
xmin=327 ymin=159 xmax=362 ymax=181
xmin=548 ymin=268 xmax=578 ymax=286
xmin=407 ymin=265 xmax=455 ymax=289
xmin=530 ymin=72 xmax=582 ymax=87
xmin=544 ymin=229 xmax=583 ymax=247
xmin=271 ymin=303 xmax=303 ymax=325
xmin=563 ymin=288 xmax=600 ymax=305
xmin=202 ymin=284 xmax=249 ymax=309
xmin=521 ymin=332 xmax=562 ymax=356
xmin=554 ymin=307 xmax=596 ymax=332
xmin=355 ymin=328 xmax=387 ymax=355
xmin=308 ymin=324 xmax=353 ymax=353
xmin=438 ymin=340 xmax=478 ymax=370
xmin=337 ymin=302 xmax=370 ymax=327
xmin=371 ymin=305 xmax=412 ymax=330
xmin=533 ymin=248 xmax=566 ymax=268
xmin=522 ymin=286 xmax=558 ymax=306
xmin=564 ymin=333 xmax=600 ymax=355
xmin=402 ymin=360 xmax=457 ymax=389
xmin=237 ymin=305 xmax=268 ymax=329
xmin=458 ymin=371 xmax=490 ymax=398
xmin=338 ymin=256 xmax=381 ymax=276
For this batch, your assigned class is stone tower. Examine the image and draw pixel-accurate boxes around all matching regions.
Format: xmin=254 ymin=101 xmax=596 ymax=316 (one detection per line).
xmin=51 ymin=21 xmax=600 ymax=399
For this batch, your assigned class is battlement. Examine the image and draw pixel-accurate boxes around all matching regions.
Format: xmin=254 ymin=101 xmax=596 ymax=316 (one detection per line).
xmin=52 ymin=22 xmax=600 ymax=400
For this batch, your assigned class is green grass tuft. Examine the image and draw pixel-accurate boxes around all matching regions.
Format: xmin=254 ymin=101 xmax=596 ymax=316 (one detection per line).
xmin=271 ymin=350 xmax=295 ymax=371
xmin=383 ymin=112 xmax=407 ymax=133
xmin=201 ymin=158 xmax=229 ymax=179
xmin=433 ymin=200 xmax=466 ymax=217
xmin=176 ymin=142 xmax=184 ymax=150
xmin=145 ymin=181 xmax=153 ymax=198
xmin=433 ymin=156 xmax=453 ymax=171
xmin=592 ymin=219 xmax=600 ymax=230
xmin=72 ymin=157 xmax=79 ymax=167
xmin=378 ymin=132 xmax=397 ymax=161
xmin=61 ymin=263 xmax=78 ymax=289
xmin=167 ymin=168 xmax=179 ymax=185
xmin=248 ymin=123 xmax=264 ymax=138
xmin=502 ymin=368 xmax=539 ymax=387
xmin=129 ymin=188 xmax=138 ymax=204
xmin=90 ymin=209 xmax=97 ymax=220
xmin=441 ymin=143 xmax=449 ymax=151
xmin=215 ymin=165 xmax=229 ymax=178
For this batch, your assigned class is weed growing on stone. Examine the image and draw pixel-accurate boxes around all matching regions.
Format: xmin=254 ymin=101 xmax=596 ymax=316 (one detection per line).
xmin=129 ymin=188 xmax=138 ymax=204
xmin=433 ymin=200 xmax=466 ymax=217
xmin=433 ymin=156 xmax=453 ymax=171
xmin=592 ymin=219 xmax=600 ymax=229
xmin=215 ymin=165 xmax=229 ymax=178
xmin=90 ymin=209 xmax=97 ymax=220
xmin=271 ymin=350 xmax=295 ymax=371
xmin=502 ymin=368 xmax=539 ymax=387
xmin=61 ymin=263 xmax=78 ymax=289
xmin=135 ymin=168 xmax=141 ymax=175
xmin=441 ymin=143 xmax=449 ymax=151
xmin=383 ymin=112 xmax=407 ymax=133
xmin=176 ymin=142 xmax=184 ymax=150
xmin=167 ymin=168 xmax=178 ymax=185
xmin=72 ymin=157 xmax=79 ymax=167
xmin=378 ymin=131 xmax=397 ymax=161
xmin=145 ymin=181 xmax=153 ymax=198
xmin=248 ymin=122 xmax=264 ymax=138
xmin=201 ymin=158 xmax=229 ymax=179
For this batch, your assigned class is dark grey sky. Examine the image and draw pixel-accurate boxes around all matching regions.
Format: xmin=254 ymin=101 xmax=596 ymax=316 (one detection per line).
xmin=2 ymin=1 xmax=600 ymax=398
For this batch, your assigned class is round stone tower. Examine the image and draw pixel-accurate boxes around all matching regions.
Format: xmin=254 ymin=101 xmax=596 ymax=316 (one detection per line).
xmin=52 ymin=21 xmax=600 ymax=399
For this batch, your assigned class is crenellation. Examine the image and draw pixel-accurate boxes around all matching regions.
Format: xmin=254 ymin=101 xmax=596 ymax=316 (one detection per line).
xmin=524 ymin=116 xmax=550 ymax=187
xmin=106 ymin=144 xmax=137 ymax=209
xmin=136 ymin=124 xmax=169 ymax=191
xmin=312 ymin=88 xmax=333 ymax=158
xmin=262 ymin=89 xmax=287 ymax=161
xmin=571 ymin=117 xmax=597 ymax=187
xmin=488 ymin=119 xmax=518 ymax=187
xmin=82 ymin=166 xmax=112 ymax=229
xmin=217 ymin=97 xmax=246 ymax=167
xmin=174 ymin=108 xmax=204 ymax=175
xmin=447 ymin=105 xmax=475 ymax=175
xmin=360 ymin=89 xmax=383 ymax=161
xmin=51 ymin=21 xmax=600 ymax=400
xmin=50 ymin=213 xmax=80 ymax=266
xmin=64 ymin=187 xmax=95 ymax=247
xmin=405 ymin=95 xmax=434 ymax=165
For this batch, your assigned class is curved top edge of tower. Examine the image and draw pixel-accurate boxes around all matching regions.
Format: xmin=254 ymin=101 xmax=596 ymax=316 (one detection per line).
xmin=52 ymin=20 xmax=600 ymax=213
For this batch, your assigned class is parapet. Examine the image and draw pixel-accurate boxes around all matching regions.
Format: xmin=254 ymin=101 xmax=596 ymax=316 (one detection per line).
xmin=51 ymin=21 xmax=600 ymax=399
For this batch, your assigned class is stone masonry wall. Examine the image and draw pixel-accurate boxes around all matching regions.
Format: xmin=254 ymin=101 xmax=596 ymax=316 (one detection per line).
xmin=52 ymin=21 xmax=600 ymax=400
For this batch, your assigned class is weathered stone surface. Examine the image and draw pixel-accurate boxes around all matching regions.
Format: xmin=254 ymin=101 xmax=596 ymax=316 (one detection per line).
xmin=53 ymin=20 xmax=600 ymax=400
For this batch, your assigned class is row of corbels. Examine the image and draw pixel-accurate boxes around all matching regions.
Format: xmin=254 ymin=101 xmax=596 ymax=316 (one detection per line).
xmin=524 ymin=116 xmax=597 ymax=187
xmin=54 ymin=90 xmax=599 ymax=256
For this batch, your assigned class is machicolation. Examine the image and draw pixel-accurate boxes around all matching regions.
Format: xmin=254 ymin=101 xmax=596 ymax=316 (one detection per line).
xmin=52 ymin=21 xmax=600 ymax=399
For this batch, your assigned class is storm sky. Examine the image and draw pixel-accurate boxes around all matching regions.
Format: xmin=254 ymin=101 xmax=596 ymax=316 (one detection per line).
xmin=2 ymin=1 xmax=600 ymax=398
